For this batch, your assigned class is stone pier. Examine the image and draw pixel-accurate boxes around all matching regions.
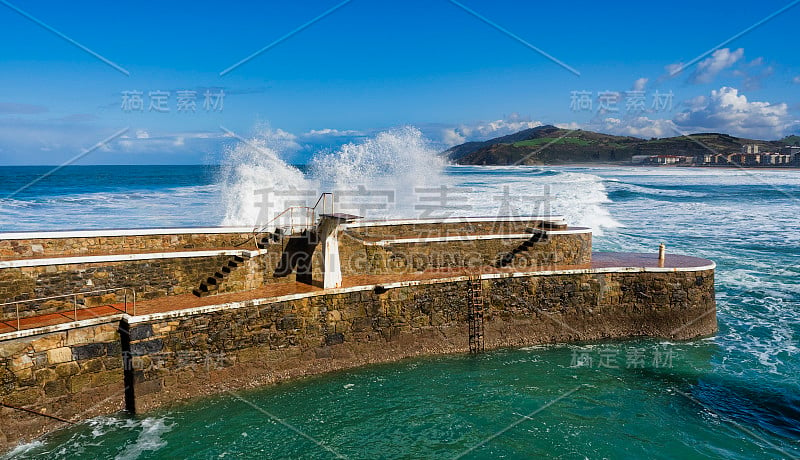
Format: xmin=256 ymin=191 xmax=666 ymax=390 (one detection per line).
xmin=0 ymin=216 xmax=716 ymax=451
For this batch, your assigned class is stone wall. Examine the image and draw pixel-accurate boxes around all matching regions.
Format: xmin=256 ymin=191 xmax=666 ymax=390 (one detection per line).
xmin=0 ymin=232 xmax=255 ymax=260
xmin=1 ymin=224 xmax=590 ymax=315
xmin=0 ymin=267 xmax=715 ymax=451
xmin=125 ymin=268 xmax=714 ymax=414
xmin=0 ymin=322 xmax=124 ymax=448
xmin=0 ymin=255 xmax=265 ymax=319
xmin=343 ymin=219 xmax=557 ymax=240
xmin=338 ymin=232 xmax=591 ymax=275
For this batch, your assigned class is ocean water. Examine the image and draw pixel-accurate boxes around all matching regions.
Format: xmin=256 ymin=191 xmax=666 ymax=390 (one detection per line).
xmin=1 ymin=129 xmax=799 ymax=458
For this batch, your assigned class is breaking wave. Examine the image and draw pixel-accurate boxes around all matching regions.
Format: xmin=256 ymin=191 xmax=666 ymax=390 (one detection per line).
xmin=218 ymin=126 xmax=619 ymax=234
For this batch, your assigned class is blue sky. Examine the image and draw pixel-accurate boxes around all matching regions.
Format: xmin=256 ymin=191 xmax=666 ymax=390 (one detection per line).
xmin=0 ymin=0 xmax=799 ymax=165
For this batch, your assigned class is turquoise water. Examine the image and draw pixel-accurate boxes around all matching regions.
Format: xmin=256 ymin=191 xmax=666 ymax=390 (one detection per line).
xmin=2 ymin=165 xmax=799 ymax=458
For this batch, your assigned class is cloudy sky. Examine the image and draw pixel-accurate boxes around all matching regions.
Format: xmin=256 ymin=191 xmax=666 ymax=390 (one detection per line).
xmin=1 ymin=0 xmax=799 ymax=164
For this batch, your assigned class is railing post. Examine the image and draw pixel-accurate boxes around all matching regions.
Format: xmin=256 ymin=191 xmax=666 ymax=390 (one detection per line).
xmin=73 ymin=295 xmax=78 ymax=321
xmin=124 ymin=291 xmax=128 ymax=314
xmin=16 ymin=304 xmax=20 ymax=331
xmin=133 ymin=291 xmax=136 ymax=316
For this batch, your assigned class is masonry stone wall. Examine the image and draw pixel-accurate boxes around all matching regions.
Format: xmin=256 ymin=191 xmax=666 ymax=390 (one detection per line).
xmin=0 ymin=232 xmax=255 ymax=260
xmin=1 ymin=224 xmax=588 ymax=309
xmin=0 ymin=322 xmax=124 ymax=448
xmin=0 ymin=255 xmax=265 ymax=320
xmin=125 ymin=268 xmax=714 ymax=414
xmin=0 ymin=267 xmax=715 ymax=452
xmin=343 ymin=219 xmax=556 ymax=240
xmin=0 ymin=238 xmax=321 ymax=318
xmin=337 ymin=232 xmax=591 ymax=275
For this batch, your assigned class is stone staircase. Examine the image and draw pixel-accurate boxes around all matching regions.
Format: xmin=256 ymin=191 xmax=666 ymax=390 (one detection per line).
xmin=495 ymin=231 xmax=546 ymax=268
xmin=192 ymin=254 xmax=248 ymax=297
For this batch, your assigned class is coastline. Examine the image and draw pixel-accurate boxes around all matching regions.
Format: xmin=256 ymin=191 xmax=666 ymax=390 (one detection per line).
xmin=450 ymin=162 xmax=800 ymax=169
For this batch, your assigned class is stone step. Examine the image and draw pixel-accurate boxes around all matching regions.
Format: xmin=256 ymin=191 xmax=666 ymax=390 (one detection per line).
xmin=192 ymin=254 xmax=246 ymax=298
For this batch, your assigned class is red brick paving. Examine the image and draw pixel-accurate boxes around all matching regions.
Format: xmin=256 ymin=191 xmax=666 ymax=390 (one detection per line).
xmin=0 ymin=252 xmax=711 ymax=334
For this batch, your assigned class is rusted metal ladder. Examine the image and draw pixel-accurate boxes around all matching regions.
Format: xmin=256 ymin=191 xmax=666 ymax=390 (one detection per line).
xmin=468 ymin=276 xmax=485 ymax=353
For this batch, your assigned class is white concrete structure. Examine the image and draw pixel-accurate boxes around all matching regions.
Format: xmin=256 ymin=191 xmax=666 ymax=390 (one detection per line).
xmin=317 ymin=214 xmax=360 ymax=289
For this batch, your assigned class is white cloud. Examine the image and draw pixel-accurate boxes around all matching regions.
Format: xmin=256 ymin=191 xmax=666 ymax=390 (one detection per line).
xmin=555 ymin=122 xmax=580 ymax=130
xmin=632 ymin=78 xmax=648 ymax=91
xmin=674 ymin=86 xmax=794 ymax=139
xmin=599 ymin=116 xmax=677 ymax=138
xmin=240 ymin=126 xmax=301 ymax=152
xmin=269 ymin=128 xmax=297 ymax=142
xmin=302 ymin=128 xmax=363 ymax=138
xmin=441 ymin=128 xmax=466 ymax=146
xmin=112 ymin=130 xmax=232 ymax=157
xmin=547 ymin=86 xmax=796 ymax=141
xmin=662 ymin=62 xmax=685 ymax=80
xmin=690 ymin=48 xmax=744 ymax=84
xmin=442 ymin=115 xmax=544 ymax=145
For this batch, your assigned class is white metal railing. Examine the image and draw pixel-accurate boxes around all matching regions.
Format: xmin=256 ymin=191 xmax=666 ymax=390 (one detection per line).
xmin=254 ymin=192 xmax=334 ymax=237
xmin=0 ymin=287 xmax=136 ymax=332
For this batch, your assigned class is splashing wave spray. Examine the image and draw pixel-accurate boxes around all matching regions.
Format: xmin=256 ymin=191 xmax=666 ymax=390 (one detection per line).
xmin=220 ymin=126 xmax=445 ymax=226
xmin=220 ymin=129 xmax=311 ymax=226
xmin=218 ymin=125 xmax=618 ymax=234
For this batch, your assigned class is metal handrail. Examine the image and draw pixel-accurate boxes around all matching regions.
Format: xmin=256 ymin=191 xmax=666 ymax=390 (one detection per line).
xmin=255 ymin=205 xmax=315 ymax=235
xmin=0 ymin=287 xmax=136 ymax=331
xmin=312 ymin=192 xmax=334 ymax=217
xmin=253 ymin=192 xmax=335 ymax=237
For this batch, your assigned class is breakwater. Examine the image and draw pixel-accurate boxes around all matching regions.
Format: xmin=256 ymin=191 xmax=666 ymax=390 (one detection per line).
xmin=0 ymin=216 xmax=715 ymax=451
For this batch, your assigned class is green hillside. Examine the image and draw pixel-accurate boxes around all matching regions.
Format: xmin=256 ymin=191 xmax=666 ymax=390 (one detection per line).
xmin=445 ymin=126 xmax=786 ymax=165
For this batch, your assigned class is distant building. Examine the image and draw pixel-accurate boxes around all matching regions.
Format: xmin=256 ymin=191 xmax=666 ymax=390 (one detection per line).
xmin=647 ymin=155 xmax=692 ymax=165
xmin=727 ymin=153 xmax=743 ymax=164
xmin=762 ymin=153 xmax=792 ymax=165
xmin=664 ymin=147 xmax=796 ymax=167
xmin=782 ymin=146 xmax=800 ymax=157
xmin=744 ymin=153 xmax=761 ymax=166
xmin=741 ymin=144 xmax=760 ymax=154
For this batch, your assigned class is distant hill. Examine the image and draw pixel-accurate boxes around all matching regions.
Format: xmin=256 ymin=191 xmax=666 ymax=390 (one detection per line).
xmin=444 ymin=125 xmax=786 ymax=165
xmin=782 ymin=135 xmax=800 ymax=146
